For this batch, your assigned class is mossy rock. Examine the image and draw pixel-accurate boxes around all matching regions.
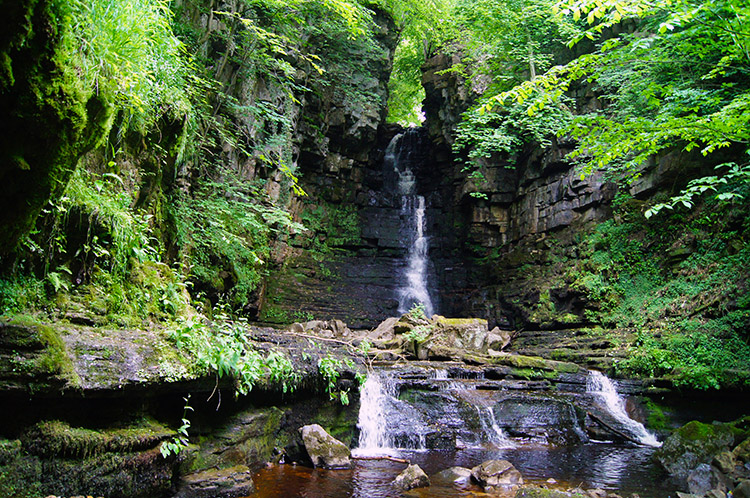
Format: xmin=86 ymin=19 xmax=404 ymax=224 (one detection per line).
xmin=0 ymin=0 xmax=115 ymax=256
xmin=2 ymin=428 xmax=173 ymax=498
xmin=468 ymin=352 xmax=582 ymax=375
xmin=515 ymin=486 xmax=588 ymax=498
xmin=655 ymin=420 xmax=735 ymax=481
xmin=22 ymin=419 xmax=173 ymax=459
xmin=0 ymin=318 xmax=78 ymax=393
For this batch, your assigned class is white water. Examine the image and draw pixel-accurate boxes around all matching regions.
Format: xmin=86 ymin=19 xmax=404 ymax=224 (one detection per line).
xmin=353 ymin=374 xmax=391 ymax=456
xmin=477 ymin=407 xmax=515 ymax=449
xmin=385 ymin=131 xmax=436 ymax=317
xmin=587 ymin=371 xmax=661 ymax=447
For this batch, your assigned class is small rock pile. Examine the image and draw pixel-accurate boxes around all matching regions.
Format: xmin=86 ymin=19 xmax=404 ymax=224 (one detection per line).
xmin=654 ymin=417 xmax=750 ymax=498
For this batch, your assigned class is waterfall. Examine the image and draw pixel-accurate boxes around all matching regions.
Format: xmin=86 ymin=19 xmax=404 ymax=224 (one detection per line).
xmin=477 ymin=407 xmax=514 ymax=449
xmin=384 ymin=129 xmax=436 ymax=317
xmin=354 ymin=374 xmax=390 ymax=456
xmin=587 ymin=371 xmax=661 ymax=447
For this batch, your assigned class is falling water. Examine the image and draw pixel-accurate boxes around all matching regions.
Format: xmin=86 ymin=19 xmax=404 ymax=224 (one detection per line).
xmin=477 ymin=407 xmax=515 ymax=449
xmin=384 ymin=130 xmax=436 ymax=317
xmin=587 ymin=371 xmax=661 ymax=447
xmin=353 ymin=374 xmax=391 ymax=456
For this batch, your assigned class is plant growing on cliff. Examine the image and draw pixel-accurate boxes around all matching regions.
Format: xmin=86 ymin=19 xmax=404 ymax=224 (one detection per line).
xmin=318 ymin=354 xmax=353 ymax=405
xmin=168 ymin=316 xmax=300 ymax=396
xmin=480 ymin=0 xmax=750 ymax=194
xmin=160 ymin=395 xmax=194 ymax=458
xmin=68 ymin=0 xmax=193 ymax=128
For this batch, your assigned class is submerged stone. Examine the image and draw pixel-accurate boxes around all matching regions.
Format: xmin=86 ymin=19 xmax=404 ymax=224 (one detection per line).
xmin=432 ymin=466 xmax=472 ymax=484
xmin=393 ymin=464 xmax=430 ymax=491
xmin=299 ymin=424 xmax=351 ymax=469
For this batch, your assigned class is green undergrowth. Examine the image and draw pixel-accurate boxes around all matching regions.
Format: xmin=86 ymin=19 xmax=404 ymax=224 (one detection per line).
xmin=567 ymin=191 xmax=750 ymax=389
xmin=167 ymin=314 xmax=299 ymax=396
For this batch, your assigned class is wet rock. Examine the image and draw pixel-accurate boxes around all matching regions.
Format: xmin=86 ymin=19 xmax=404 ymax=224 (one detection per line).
xmin=393 ymin=464 xmax=430 ymax=491
xmin=471 ymin=459 xmax=523 ymax=490
xmin=587 ymin=489 xmax=607 ymax=498
xmin=299 ymin=424 xmax=351 ymax=469
xmin=655 ymin=420 xmax=735 ymax=483
xmin=734 ymin=480 xmax=750 ymax=498
xmin=712 ymin=451 xmax=736 ymax=474
xmin=492 ymin=396 xmax=587 ymax=446
xmin=686 ymin=464 xmax=724 ymax=495
xmin=175 ymin=465 xmax=255 ymax=498
xmin=432 ymin=466 xmax=472 ymax=484
xmin=735 ymin=438 xmax=750 ymax=463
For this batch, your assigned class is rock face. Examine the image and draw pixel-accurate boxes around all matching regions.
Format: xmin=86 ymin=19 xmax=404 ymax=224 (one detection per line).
xmin=393 ymin=464 xmax=430 ymax=491
xmin=470 ymin=459 xmax=524 ymax=490
xmin=299 ymin=424 xmax=352 ymax=469
xmin=0 ymin=319 xmax=363 ymax=497
xmin=175 ymin=466 xmax=256 ymax=498
xmin=493 ymin=396 xmax=587 ymax=446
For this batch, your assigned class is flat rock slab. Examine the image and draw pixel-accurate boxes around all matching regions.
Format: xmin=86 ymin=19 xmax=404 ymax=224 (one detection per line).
xmin=175 ymin=465 xmax=255 ymax=498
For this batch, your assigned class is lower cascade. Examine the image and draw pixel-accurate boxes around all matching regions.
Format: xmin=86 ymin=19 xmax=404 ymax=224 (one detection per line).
xmin=586 ymin=370 xmax=662 ymax=447
xmin=354 ymin=364 xmax=663 ymax=458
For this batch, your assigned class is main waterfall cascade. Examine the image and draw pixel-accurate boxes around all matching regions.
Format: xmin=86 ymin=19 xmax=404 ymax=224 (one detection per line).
xmin=383 ymin=129 xmax=436 ymax=317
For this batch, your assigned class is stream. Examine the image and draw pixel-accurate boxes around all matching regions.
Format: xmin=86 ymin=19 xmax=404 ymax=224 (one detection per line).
xmin=251 ymin=363 xmax=674 ymax=497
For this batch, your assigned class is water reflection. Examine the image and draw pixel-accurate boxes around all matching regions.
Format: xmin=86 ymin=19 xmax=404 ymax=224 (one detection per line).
xmin=252 ymin=444 xmax=674 ymax=498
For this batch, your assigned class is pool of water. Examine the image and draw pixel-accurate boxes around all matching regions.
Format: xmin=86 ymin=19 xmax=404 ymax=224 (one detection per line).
xmin=250 ymin=443 xmax=675 ymax=498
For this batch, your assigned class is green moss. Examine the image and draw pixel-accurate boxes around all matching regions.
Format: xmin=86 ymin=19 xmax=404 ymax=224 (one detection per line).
xmin=677 ymin=420 xmax=718 ymax=442
xmin=22 ymin=419 xmax=173 ymax=459
xmin=644 ymin=398 xmax=669 ymax=431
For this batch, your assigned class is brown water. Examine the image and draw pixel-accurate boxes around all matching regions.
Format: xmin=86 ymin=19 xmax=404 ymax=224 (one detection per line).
xmin=250 ymin=444 xmax=675 ymax=498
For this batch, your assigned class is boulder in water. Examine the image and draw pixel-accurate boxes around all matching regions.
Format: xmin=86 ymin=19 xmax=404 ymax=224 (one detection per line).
xmin=516 ymin=487 xmax=588 ymax=498
xmin=470 ymin=459 xmax=523 ymax=490
xmin=393 ymin=464 xmax=430 ymax=491
xmin=299 ymin=424 xmax=351 ymax=469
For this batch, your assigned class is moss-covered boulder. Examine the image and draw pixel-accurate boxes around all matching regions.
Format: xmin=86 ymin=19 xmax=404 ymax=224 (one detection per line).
xmin=655 ymin=420 xmax=736 ymax=483
xmin=514 ymin=486 xmax=589 ymax=498
xmin=299 ymin=424 xmax=351 ymax=469
xmin=0 ymin=420 xmax=175 ymax=498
